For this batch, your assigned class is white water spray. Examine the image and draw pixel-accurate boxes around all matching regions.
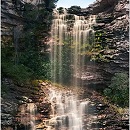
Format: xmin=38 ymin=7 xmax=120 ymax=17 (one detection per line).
xmin=48 ymin=8 xmax=96 ymax=130
xmin=46 ymin=88 xmax=90 ymax=130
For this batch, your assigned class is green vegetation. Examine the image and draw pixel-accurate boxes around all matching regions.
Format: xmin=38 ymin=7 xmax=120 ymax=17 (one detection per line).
xmin=102 ymin=96 xmax=128 ymax=115
xmin=2 ymin=61 xmax=33 ymax=83
xmin=57 ymin=7 xmax=64 ymax=14
xmin=1 ymin=1 xmax=58 ymax=85
xmin=1 ymin=43 xmax=33 ymax=83
xmin=90 ymin=30 xmax=109 ymax=62
xmin=104 ymin=73 xmax=129 ymax=107
xmin=67 ymin=6 xmax=81 ymax=14
xmin=20 ymin=1 xmax=58 ymax=80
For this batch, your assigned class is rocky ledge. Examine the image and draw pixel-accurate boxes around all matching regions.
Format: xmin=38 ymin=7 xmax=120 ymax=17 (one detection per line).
xmin=1 ymin=79 xmax=129 ymax=130
xmin=80 ymin=0 xmax=129 ymax=87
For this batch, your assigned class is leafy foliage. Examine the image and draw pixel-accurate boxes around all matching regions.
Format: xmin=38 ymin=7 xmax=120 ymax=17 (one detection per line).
xmin=104 ymin=73 xmax=129 ymax=107
xmin=18 ymin=1 xmax=57 ymax=80
xmin=57 ymin=7 xmax=64 ymax=14
xmin=44 ymin=0 xmax=58 ymax=9
xmin=67 ymin=6 xmax=81 ymax=14
xmin=85 ymin=30 xmax=110 ymax=62
xmin=2 ymin=61 xmax=33 ymax=83
xmin=1 ymin=1 xmax=58 ymax=84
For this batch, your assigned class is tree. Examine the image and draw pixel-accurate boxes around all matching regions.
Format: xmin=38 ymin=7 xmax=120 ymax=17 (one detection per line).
xmin=104 ymin=73 xmax=129 ymax=107
xmin=67 ymin=6 xmax=81 ymax=15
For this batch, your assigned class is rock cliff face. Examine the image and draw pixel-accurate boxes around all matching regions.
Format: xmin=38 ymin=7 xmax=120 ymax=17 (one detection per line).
xmin=2 ymin=80 xmax=129 ymax=130
xmin=1 ymin=1 xmax=129 ymax=129
xmin=82 ymin=0 xmax=129 ymax=89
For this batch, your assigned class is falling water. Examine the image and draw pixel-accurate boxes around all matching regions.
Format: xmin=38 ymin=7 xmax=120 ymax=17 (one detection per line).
xmin=48 ymin=8 xmax=96 ymax=130
xmin=28 ymin=103 xmax=37 ymax=130
xmin=50 ymin=9 xmax=96 ymax=86
xmin=51 ymin=9 xmax=67 ymax=84
xmin=46 ymin=87 xmax=90 ymax=130
xmin=72 ymin=15 xmax=96 ymax=86
xmin=17 ymin=103 xmax=37 ymax=130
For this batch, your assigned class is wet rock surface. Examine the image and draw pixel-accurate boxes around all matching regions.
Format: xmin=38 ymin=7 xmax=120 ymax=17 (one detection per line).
xmin=1 ymin=80 xmax=129 ymax=130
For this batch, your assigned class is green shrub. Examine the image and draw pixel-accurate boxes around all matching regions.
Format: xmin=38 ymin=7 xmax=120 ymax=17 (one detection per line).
xmin=57 ymin=7 xmax=64 ymax=14
xmin=104 ymin=73 xmax=129 ymax=107
xmin=2 ymin=61 xmax=33 ymax=83
xmin=67 ymin=6 xmax=81 ymax=14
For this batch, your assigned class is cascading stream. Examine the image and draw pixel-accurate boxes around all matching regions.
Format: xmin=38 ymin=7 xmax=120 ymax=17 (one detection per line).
xmin=51 ymin=9 xmax=67 ymax=84
xmin=48 ymin=8 xmax=96 ymax=130
xmin=46 ymin=87 xmax=90 ymax=130
xmin=72 ymin=15 xmax=96 ymax=85
xmin=50 ymin=9 xmax=96 ymax=86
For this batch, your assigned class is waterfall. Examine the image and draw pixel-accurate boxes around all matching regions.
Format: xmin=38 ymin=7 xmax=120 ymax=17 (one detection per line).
xmin=46 ymin=87 xmax=90 ymax=130
xmin=72 ymin=15 xmax=95 ymax=87
xmin=48 ymin=8 xmax=96 ymax=130
xmin=28 ymin=103 xmax=37 ymax=130
xmin=51 ymin=9 xmax=67 ymax=84
xmin=17 ymin=103 xmax=37 ymax=130
xmin=50 ymin=8 xmax=96 ymax=86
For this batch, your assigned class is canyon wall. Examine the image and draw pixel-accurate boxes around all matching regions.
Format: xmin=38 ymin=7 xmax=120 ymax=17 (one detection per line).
xmin=82 ymin=0 xmax=129 ymax=89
